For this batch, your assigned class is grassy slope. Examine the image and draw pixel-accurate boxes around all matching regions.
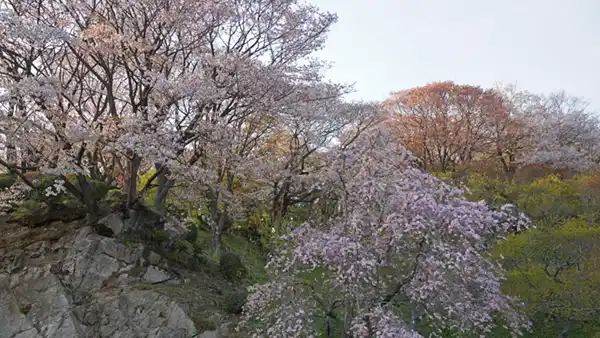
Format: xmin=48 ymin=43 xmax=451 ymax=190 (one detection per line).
xmin=135 ymin=229 xmax=268 ymax=334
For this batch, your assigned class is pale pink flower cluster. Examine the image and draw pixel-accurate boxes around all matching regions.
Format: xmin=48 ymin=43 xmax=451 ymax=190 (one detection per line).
xmin=240 ymin=128 xmax=531 ymax=337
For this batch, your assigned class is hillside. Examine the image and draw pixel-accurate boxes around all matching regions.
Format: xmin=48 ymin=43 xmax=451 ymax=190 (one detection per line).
xmin=0 ymin=0 xmax=599 ymax=337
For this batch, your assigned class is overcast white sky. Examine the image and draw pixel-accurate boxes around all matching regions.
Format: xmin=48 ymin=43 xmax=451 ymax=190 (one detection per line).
xmin=310 ymin=0 xmax=600 ymax=111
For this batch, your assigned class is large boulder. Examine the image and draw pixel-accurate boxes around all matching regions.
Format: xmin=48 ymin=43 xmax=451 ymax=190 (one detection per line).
xmin=0 ymin=222 xmax=198 ymax=338
xmin=60 ymin=225 xmax=145 ymax=293
xmin=1 ymin=268 xmax=86 ymax=337
xmin=85 ymin=289 xmax=196 ymax=338
xmin=97 ymin=214 xmax=125 ymax=236
xmin=142 ymin=266 xmax=181 ymax=285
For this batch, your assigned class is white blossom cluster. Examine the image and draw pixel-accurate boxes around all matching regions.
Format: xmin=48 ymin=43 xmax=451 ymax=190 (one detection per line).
xmin=44 ymin=179 xmax=67 ymax=197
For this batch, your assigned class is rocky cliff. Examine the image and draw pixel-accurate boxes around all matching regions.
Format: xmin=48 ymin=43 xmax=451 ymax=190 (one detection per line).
xmin=0 ymin=214 xmax=235 ymax=338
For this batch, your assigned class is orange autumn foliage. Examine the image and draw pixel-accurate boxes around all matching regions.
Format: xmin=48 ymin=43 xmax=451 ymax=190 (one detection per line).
xmin=384 ymin=81 xmax=505 ymax=172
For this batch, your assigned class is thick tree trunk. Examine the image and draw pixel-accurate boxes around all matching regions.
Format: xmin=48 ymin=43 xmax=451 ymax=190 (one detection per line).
xmin=125 ymin=154 xmax=141 ymax=209
xmin=5 ymin=140 xmax=17 ymax=169
xmin=153 ymin=163 xmax=174 ymax=215
xmin=207 ymin=196 xmax=232 ymax=253
xmin=209 ymin=226 xmax=222 ymax=253
xmin=76 ymin=174 xmax=99 ymax=225
xmin=206 ymin=169 xmax=237 ymax=252
xmin=209 ymin=203 xmax=230 ymax=253
xmin=20 ymin=148 xmax=33 ymax=174
xmin=341 ymin=306 xmax=353 ymax=338
xmin=269 ymin=179 xmax=292 ymax=228
xmin=365 ymin=315 xmax=375 ymax=337
xmin=505 ymin=167 xmax=516 ymax=182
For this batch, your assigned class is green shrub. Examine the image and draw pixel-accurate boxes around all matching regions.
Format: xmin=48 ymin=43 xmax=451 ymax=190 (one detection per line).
xmin=166 ymin=200 xmax=187 ymax=219
xmin=150 ymin=229 xmax=169 ymax=244
xmin=190 ymin=310 xmax=220 ymax=332
xmin=465 ymin=172 xmax=515 ymax=205
xmin=167 ymin=240 xmax=206 ymax=267
xmin=0 ymin=173 xmax=16 ymax=190
xmin=239 ymin=205 xmax=303 ymax=249
xmin=19 ymin=303 xmax=31 ymax=315
xmin=10 ymin=198 xmax=86 ymax=226
xmin=495 ymin=218 xmax=600 ymax=337
xmin=219 ymin=251 xmax=247 ymax=281
xmin=223 ymin=287 xmax=247 ymax=314
xmin=174 ymin=240 xmax=194 ymax=255
xmin=183 ymin=223 xmax=199 ymax=244
xmin=104 ymin=189 xmax=123 ymax=208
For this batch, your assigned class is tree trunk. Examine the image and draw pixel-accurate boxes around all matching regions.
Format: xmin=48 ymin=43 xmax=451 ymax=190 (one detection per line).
xmin=76 ymin=174 xmax=99 ymax=225
xmin=5 ymin=140 xmax=16 ymax=168
xmin=153 ymin=163 xmax=174 ymax=215
xmin=20 ymin=148 xmax=34 ymax=174
xmin=208 ymin=199 xmax=231 ymax=254
xmin=505 ymin=166 xmax=516 ymax=182
xmin=365 ymin=315 xmax=375 ymax=337
xmin=125 ymin=153 xmax=141 ymax=209
xmin=209 ymin=226 xmax=222 ymax=254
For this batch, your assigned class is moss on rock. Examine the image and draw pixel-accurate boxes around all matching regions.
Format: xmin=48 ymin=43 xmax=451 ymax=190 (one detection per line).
xmin=7 ymin=199 xmax=86 ymax=227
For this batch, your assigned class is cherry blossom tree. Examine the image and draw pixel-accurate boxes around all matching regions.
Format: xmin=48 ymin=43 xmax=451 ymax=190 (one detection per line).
xmin=0 ymin=0 xmax=347 ymax=241
xmin=254 ymin=96 xmax=380 ymax=227
xmin=239 ymin=126 xmax=531 ymax=337
xmin=480 ymin=85 xmax=600 ymax=176
xmin=521 ymin=91 xmax=600 ymax=171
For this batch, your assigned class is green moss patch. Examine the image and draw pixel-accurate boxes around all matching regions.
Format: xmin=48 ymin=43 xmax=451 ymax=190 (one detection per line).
xmin=0 ymin=173 xmax=17 ymax=190
xmin=8 ymin=199 xmax=86 ymax=227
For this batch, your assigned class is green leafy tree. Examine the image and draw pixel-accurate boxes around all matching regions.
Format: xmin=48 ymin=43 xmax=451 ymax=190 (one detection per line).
xmin=496 ymin=218 xmax=600 ymax=337
xmin=512 ymin=175 xmax=581 ymax=229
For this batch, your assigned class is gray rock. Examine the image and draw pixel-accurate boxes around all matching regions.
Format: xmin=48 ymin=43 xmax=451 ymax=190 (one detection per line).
xmin=93 ymin=290 xmax=196 ymax=338
xmin=61 ymin=226 xmax=144 ymax=293
xmin=27 ymin=242 xmax=47 ymax=259
xmin=198 ymin=330 xmax=217 ymax=338
xmin=147 ymin=251 xmax=161 ymax=265
xmin=98 ymin=214 xmax=125 ymax=236
xmin=164 ymin=217 xmax=188 ymax=242
xmin=4 ymin=267 xmax=87 ymax=337
xmin=0 ymin=225 xmax=197 ymax=338
xmin=142 ymin=266 xmax=179 ymax=285
xmin=8 ymin=250 xmax=25 ymax=273
xmin=12 ymin=328 xmax=42 ymax=338
xmin=0 ymin=276 xmax=42 ymax=338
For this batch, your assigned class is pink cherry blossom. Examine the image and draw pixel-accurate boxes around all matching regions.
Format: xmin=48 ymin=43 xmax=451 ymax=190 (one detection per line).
xmin=239 ymin=126 xmax=531 ymax=337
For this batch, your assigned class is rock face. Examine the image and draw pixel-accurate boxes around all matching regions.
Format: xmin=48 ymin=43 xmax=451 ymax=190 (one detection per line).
xmin=0 ymin=216 xmax=198 ymax=338
xmin=97 ymin=214 xmax=125 ymax=236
